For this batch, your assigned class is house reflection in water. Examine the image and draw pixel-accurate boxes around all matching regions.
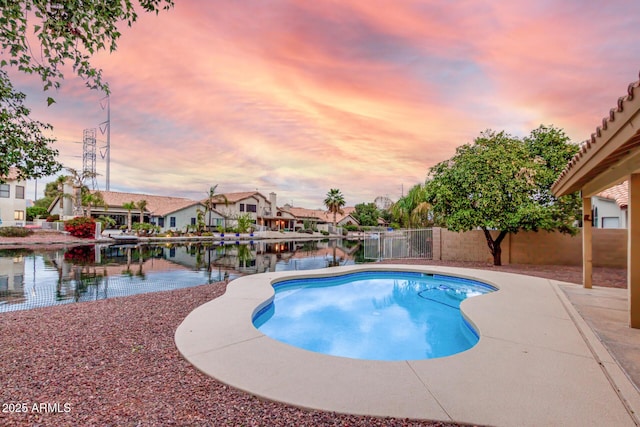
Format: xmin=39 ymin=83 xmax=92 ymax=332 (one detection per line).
xmin=0 ymin=239 xmax=363 ymax=312
xmin=0 ymin=253 xmax=26 ymax=305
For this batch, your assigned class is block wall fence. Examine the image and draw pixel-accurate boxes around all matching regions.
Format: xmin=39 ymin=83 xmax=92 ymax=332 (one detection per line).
xmin=430 ymin=227 xmax=627 ymax=268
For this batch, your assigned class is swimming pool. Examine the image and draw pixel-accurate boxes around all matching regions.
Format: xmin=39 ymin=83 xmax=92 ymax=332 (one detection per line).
xmin=253 ymin=271 xmax=495 ymax=360
xmin=176 ymin=265 xmax=636 ymax=424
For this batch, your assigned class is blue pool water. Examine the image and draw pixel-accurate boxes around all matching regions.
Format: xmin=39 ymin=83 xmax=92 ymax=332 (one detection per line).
xmin=253 ymin=271 xmax=496 ymax=361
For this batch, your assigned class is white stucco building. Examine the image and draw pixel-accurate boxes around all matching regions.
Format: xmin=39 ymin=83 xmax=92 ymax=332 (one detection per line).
xmin=0 ymin=168 xmax=27 ymax=226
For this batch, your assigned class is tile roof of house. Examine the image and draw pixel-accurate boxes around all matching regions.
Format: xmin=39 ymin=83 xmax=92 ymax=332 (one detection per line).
xmin=96 ymin=191 xmax=203 ymax=216
xmin=209 ymin=191 xmax=267 ymax=203
xmin=1 ymin=167 xmax=21 ymax=181
xmin=552 ymin=71 xmax=640 ymax=195
xmin=596 ymin=181 xmax=628 ymax=208
xmin=282 ymin=206 xmax=356 ymax=223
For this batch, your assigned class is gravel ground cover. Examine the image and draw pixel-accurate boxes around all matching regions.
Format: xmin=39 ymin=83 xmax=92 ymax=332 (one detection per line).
xmin=0 ymin=280 xmax=468 ymax=427
xmin=0 ymin=231 xmax=625 ymax=426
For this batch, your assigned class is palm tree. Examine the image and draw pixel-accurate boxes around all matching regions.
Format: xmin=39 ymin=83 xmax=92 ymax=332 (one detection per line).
xmin=204 ymin=185 xmax=227 ymax=231
xmin=81 ymin=190 xmax=106 ymax=218
xmin=324 ymin=188 xmax=345 ymax=230
xmin=122 ymin=201 xmax=136 ymax=231
xmin=390 ymin=183 xmax=433 ymax=228
xmin=136 ymin=199 xmax=148 ymax=224
xmin=65 ymin=167 xmax=98 ymax=216
xmin=51 ymin=175 xmax=68 ymax=215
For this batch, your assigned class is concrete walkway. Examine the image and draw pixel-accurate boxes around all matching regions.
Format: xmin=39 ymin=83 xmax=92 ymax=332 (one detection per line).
xmin=176 ymin=265 xmax=640 ymax=426
xmin=560 ymin=284 xmax=640 ymax=394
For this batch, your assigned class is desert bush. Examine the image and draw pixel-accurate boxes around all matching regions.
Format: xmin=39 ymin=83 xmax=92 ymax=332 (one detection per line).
xmin=0 ymin=226 xmax=34 ymax=238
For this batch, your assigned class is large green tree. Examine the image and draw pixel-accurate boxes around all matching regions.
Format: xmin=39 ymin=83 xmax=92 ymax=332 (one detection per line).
xmin=353 ymin=202 xmax=379 ymax=227
xmin=0 ymin=0 xmax=174 ymax=181
xmin=0 ymin=70 xmax=60 ymax=181
xmin=425 ymin=126 xmax=580 ymax=266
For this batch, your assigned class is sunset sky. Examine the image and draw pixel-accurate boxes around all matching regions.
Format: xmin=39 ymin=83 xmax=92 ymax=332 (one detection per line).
xmin=12 ymin=0 xmax=640 ymax=208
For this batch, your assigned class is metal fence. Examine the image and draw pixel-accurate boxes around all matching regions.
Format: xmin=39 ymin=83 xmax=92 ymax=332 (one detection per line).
xmin=363 ymin=228 xmax=433 ymax=260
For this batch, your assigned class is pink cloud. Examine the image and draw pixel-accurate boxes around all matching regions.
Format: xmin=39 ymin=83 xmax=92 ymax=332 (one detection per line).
xmin=15 ymin=0 xmax=640 ymax=206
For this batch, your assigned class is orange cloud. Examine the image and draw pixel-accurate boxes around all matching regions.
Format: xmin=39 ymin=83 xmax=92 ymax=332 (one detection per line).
xmin=14 ymin=0 xmax=640 ymax=207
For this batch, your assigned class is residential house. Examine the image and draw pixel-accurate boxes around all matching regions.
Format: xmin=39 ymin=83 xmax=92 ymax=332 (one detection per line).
xmin=209 ymin=191 xmax=290 ymax=231
xmin=0 ymin=168 xmax=27 ymax=226
xmin=280 ymin=205 xmax=359 ymax=232
xmin=47 ymin=186 xmax=360 ymax=234
xmin=592 ymin=181 xmax=628 ymax=228
xmin=208 ymin=191 xmax=359 ymax=232
xmin=0 ymin=254 xmax=26 ymax=305
xmin=50 ymin=190 xmax=217 ymax=233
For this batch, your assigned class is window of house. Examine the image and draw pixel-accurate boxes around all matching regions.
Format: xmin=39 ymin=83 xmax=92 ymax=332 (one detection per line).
xmin=15 ymin=185 xmax=25 ymax=199
xmin=0 ymin=184 xmax=9 ymax=198
xmin=247 ymin=204 xmax=257 ymax=213
xmin=14 ymin=210 xmax=24 ymax=220
xmin=158 ymin=217 xmax=165 ymax=228
xmin=170 ymin=217 xmax=176 ymax=227
xmin=602 ymin=217 xmax=620 ymax=228
xmin=240 ymin=203 xmax=245 ymax=212
xmin=592 ymin=207 xmax=599 ymax=228
xmin=0 ymin=276 xmax=8 ymax=292
xmin=191 ymin=217 xmax=196 ymax=225
xmin=169 ymin=248 xmax=176 ymax=258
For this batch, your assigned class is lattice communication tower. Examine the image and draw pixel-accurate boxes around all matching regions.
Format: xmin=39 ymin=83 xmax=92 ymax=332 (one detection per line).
xmin=82 ymin=128 xmax=98 ymax=190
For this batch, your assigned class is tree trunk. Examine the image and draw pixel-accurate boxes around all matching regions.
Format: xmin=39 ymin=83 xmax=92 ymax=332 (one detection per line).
xmin=482 ymin=228 xmax=508 ymax=266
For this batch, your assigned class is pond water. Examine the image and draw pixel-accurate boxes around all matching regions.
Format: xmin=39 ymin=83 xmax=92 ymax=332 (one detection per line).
xmin=0 ymin=239 xmax=364 ymax=313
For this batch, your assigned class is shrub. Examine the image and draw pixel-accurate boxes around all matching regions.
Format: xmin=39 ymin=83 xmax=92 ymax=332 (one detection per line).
xmin=0 ymin=226 xmax=34 ymax=238
xmin=96 ymin=215 xmax=116 ymax=229
xmin=46 ymin=214 xmax=60 ymax=222
xmin=321 ymin=230 xmax=330 ymax=236
xmin=64 ymin=217 xmax=96 ymax=238
xmin=27 ymin=206 xmax=50 ymax=221
xmin=133 ymin=222 xmax=160 ymax=236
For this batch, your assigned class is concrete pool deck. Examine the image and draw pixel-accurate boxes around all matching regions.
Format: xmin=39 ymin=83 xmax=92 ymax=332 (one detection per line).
xmin=175 ymin=265 xmax=640 ymax=426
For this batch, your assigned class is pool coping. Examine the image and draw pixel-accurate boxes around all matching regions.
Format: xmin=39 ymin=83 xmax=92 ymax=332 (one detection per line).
xmin=175 ymin=264 xmax=640 ymax=426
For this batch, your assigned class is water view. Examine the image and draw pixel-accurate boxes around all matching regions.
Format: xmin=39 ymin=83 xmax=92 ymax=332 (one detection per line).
xmin=0 ymin=239 xmax=365 ymax=313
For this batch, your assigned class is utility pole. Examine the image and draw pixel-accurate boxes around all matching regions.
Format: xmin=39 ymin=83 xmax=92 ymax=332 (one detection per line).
xmin=82 ymin=128 xmax=98 ymax=189
xmin=99 ymin=95 xmax=111 ymax=191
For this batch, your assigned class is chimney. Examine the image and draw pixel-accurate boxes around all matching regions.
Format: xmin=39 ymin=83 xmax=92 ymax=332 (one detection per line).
xmin=269 ymin=192 xmax=277 ymax=210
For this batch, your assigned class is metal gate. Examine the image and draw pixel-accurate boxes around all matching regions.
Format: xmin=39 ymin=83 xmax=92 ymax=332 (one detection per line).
xmin=363 ymin=228 xmax=433 ymax=260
